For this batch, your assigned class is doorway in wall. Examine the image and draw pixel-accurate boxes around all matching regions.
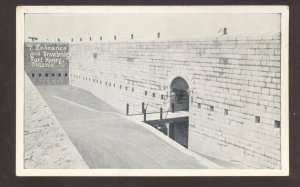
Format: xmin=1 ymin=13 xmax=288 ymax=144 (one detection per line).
xmin=168 ymin=77 xmax=190 ymax=148
xmin=170 ymin=77 xmax=189 ymax=112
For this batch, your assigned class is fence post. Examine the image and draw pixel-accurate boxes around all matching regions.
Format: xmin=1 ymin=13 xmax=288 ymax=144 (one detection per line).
xmin=142 ymin=102 xmax=145 ymax=114
xmin=144 ymin=109 xmax=146 ymax=122
xmin=160 ymin=107 xmax=163 ymax=121
xmin=126 ymin=103 xmax=129 ymax=116
xmin=171 ymin=103 xmax=175 ymax=113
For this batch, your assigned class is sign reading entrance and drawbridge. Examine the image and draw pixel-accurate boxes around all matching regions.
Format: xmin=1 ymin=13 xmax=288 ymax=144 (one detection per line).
xmin=24 ymin=43 xmax=69 ymax=85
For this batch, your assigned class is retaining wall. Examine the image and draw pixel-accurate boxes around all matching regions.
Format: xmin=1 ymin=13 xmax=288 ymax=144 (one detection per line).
xmin=24 ymin=74 xmax=88 ymax=169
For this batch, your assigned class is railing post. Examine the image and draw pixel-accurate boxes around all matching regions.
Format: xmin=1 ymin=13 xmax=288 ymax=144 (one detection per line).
xmin=144 ymin=109 xmax=146 ymax=122
xmin=126 ymin=103 xmax=129 ymax=116
xmin=142 ymin=102 xmax=145 ymax=114
xmin=171 ymin=103 xmax=175 ymax=113
xmin=160 ymin=107 xmax=163 ymax=121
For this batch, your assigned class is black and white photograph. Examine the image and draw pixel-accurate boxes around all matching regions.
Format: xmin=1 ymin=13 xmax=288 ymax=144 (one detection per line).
xmin=16 ymin=6 xmax=289 ymax=176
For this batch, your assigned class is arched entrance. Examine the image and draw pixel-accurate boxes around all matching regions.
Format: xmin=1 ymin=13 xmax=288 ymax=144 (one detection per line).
xmin=168 ymin=77 xmax=189 ymax=148
xmin=170 ymin=77 xmax=189 ymax=112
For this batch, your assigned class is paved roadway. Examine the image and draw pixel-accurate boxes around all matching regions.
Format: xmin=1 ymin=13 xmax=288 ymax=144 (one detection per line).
xmin=37 ymin=85 xmax=211 ymax=169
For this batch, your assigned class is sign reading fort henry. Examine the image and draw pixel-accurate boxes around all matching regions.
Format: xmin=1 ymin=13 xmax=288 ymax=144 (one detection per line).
xmin=24 ymin=43 xmax=69 ymax=85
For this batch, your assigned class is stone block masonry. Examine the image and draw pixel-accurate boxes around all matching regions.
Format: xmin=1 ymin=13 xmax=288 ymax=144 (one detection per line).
xmin=24 ymin=74 xmax=88 ymax=169
xmin=68 ymin=32 xmax=281 ymax=169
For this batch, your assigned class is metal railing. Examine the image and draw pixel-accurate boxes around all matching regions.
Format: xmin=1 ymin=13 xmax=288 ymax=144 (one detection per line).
xmin=126 ymin=102 xmax=171 ymax=122
xmin=126 ymin=102 xmax=180 ymax=135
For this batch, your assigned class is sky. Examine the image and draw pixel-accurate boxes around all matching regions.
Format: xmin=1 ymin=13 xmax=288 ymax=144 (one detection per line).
xmin=25 ymin=13 xmax=280 ymax=42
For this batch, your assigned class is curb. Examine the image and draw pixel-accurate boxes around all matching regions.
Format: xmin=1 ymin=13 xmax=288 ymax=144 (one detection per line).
xmin=123 ymin=115 xmax=223 ymax=169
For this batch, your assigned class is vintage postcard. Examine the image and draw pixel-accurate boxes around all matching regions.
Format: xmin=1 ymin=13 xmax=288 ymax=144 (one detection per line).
xmin=16 ymin=6 xmax=289 ymax=176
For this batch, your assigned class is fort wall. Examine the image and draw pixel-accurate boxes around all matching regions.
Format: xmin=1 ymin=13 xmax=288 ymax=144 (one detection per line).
xmin=68 ymin=33 xmax=281 ymax=168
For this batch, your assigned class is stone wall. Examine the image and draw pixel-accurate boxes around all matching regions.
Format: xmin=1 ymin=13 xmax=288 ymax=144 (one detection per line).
xmin=68 ymin=33 xmax=281 ymax=169
xmin=24 ymin=74 xmax=88 ymax=169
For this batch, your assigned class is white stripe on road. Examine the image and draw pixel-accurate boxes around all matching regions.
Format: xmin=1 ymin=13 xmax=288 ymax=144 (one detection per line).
xmin=53 ymin=96 xmax=100 ymax=113
xmin=52 ymin=96 xmax=120 ymax=116
xmin=52 ymin=96 xmax=123 ymax=116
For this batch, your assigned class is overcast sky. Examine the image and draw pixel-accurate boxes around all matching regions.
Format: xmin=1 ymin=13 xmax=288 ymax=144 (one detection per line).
xmin=25 ymin=13 xmax=280 ymax=42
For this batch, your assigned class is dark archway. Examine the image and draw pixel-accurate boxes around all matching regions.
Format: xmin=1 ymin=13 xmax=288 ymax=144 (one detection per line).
xmin=170 ymin=77 xmax=189 ymax=112
xmin=168 ymin=77 xmax=190 ymax=148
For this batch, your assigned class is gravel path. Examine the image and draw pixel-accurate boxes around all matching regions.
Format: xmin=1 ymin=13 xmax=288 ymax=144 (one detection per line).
xmin=37 ymin=85 xmax=208 ymax=169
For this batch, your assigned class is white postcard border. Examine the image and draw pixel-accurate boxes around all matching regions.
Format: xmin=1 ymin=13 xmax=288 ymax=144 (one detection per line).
xmin=16 ymin=5 xmax=289 ymax=176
